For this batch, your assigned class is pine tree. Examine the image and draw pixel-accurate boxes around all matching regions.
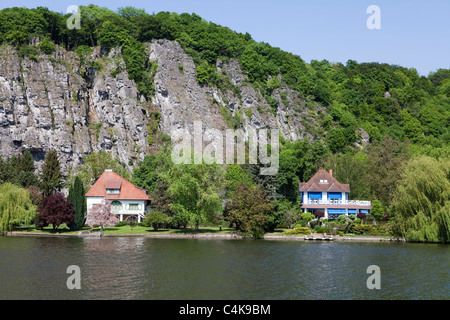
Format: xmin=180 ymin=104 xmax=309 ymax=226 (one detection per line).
xmin=68 ymin=176 xmax=86 ymax=231
xmin=40 ymin=150 xmax=62 ymax=197
xmin=15 ymin=150 xmax=39 ymax=188
xmin=18 ymin=150 xmax=35 ymax=173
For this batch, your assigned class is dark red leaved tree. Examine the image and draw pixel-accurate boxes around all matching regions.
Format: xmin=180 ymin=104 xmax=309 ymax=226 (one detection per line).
xmin=314 ymin=209 xmax=325 ymax=220
xmin=37 ymin=193 xmax=74 ymax=230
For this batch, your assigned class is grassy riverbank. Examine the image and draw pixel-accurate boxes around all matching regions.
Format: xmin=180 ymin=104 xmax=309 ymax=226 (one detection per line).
xmin=5 ymin=225 xmax=405 ymax=242
xmin=9 ymin=224 xmax=238 ymax=236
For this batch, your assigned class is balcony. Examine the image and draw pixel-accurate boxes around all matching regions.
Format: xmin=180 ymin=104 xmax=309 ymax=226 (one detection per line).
xmin=304 ymin=199 xmax=371 ymax=206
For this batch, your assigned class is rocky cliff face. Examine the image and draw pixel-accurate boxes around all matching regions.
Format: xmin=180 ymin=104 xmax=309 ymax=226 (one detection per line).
xmin=0 ymin=39 xmax=325 ymax=176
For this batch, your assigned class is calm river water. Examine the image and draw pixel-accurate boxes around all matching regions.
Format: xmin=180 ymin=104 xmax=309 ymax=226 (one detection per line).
xmin=0 ymin=236 xmax=448 ymax=300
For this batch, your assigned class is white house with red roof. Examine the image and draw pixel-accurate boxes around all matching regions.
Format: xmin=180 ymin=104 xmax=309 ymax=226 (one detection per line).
xmin=86 ymin=169 xmax=151 ymax=223
xmin=299 ymin=169 xmax=371 ymax=220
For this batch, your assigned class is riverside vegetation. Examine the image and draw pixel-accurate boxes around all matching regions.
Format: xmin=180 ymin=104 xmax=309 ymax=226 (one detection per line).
xmin=0 ymin=5 xmax=449 ymax=243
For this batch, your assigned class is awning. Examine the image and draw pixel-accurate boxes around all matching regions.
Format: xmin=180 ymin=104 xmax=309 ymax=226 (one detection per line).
xmin=308 ymin=192 xmax=322 ymax=199
xmin=348 ymin=209 xmax=357 ymax=214
xmin=328 ymin=209 xmax=346 ymax=214
xmin=359 ymin=209 xmax=368 ymax=214
xmin=328 ymin=192 xmax=342 ymax=200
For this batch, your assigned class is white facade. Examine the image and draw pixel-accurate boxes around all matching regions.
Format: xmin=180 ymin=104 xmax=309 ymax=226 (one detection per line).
xmin=87 ymin=197 xmax=147 ymax=223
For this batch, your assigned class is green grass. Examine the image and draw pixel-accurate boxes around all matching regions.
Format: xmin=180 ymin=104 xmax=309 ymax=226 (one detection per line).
xmin=11 ymin=224 xmax=237 ymax=235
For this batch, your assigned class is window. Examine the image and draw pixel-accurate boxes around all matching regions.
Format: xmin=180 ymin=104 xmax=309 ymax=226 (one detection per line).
xmin=129 ymin=204 xmax=140 ymax=211
xmin=106 ymin=188 xmax=120 ymax=194
xmin=111 ymin=201 xmax=122 ymax=211
xmin=319 ymin=179 xmax=328 ymax=184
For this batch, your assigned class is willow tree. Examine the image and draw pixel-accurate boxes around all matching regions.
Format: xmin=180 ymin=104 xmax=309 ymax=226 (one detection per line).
xmin=390 ymin=156 xmax=450 ymax=243
xmin=0 ymin=183 xmax=37 ymax=232
xmin=167 ymin=163 xmax=224 ymax=231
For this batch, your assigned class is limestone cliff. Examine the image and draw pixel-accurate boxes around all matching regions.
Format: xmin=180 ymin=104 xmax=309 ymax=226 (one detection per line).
xmin=0 ymin=39 xmax=325 ymax=176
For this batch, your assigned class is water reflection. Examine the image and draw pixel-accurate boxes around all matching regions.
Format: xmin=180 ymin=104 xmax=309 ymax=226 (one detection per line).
xmin=0 ymin=237 xmax=448 ymax=300
xmin=81 ymin=237 xmax=149 ymax=299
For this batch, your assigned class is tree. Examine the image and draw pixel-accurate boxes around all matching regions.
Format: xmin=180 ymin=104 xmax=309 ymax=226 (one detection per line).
xmin=85 ymin=200 xmax=119 ymax=228
xmin=390 ymin=156 xmax=450 ymax=243
xmin=370 ymin=200 xmax=384 ymax=222
xmin=14 ymin=150 xmax=39 ymax=188
xmin=18 ymin=150 xmax=35 ymax=173
xmin=224 ymin=164 xmax=252 ymax=196
xmin=300 ymin=212 xmax=314 ymax=225
xmin=167 ymin=163 xmax=224 ymax=230
xmin=366 ymin=137 xmax=410 ymax=206
xmin=224 ymin=183 xmax=274 ymax=238
xmin=318 ymin=152 xmax=370 ymax=200
xmin=40 ymin=150 xmax=62 ymax=197
xmin=313 ymin=209 xmax=325 ymax=221
xmin=39 ymin=37 xmax=55 ymax=54
xmin=0 ymin=183 xmax=36 ymax=232
xmin=67 ymin=176 xmax=86 ymax=231
xmin=149 ymin=177 xmax=173 ymax=215
xmin=132 ymin=148 xmax=172 ymax=193
xmin=37 ymin=193 xmax=74 ymax=230
xmin=271 ymin=199 xmax=298 ymax=229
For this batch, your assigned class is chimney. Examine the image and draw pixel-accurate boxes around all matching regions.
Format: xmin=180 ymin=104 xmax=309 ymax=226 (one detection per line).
xmin=329 ymin=169 xmax=333 ymax=176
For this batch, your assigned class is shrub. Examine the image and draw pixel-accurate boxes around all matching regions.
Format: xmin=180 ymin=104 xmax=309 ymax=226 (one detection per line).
xmin=115 ymin=221 xmax=128 ymax=227
xmin=144 ymin=210 xmax=171 ymax=231
xmin=324 ymin=221 xmax=339 ymax=234
xmin=300 ymin=212 xmax=314 ymax=223
xmin=295 ymin=220 xmax=306 ymax=228
xmin=282 ymin=227 xmax=311 ymax=235
xmin=39 ymin=37 xmax=55 ymax=54
xmin=309 ymin=220 xmax=320 ymax=229
xmin=357 ymin=212 xmax=366 ymax=220
xmin=348 ymin=224 xmax=386 ymax=235
xmin=18 ymin=45 xmax=39 ymax=61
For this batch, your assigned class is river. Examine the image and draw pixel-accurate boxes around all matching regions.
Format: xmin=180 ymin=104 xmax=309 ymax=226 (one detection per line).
xmin=0 ymin=236 xmax=448 ymax=300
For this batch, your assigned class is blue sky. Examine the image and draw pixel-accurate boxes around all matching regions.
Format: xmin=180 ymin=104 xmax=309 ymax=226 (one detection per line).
xmin=1 ymin=0 xmax=449 ymax=76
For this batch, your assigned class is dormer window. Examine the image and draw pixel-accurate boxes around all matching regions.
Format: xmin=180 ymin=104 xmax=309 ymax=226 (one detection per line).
xmin=106 ymin=188 xmax=120 ymax=194
xmin=319 ymin=179 xmax=328 ymax=184
xmin=105 ymin=180 xmax=122 ymax=194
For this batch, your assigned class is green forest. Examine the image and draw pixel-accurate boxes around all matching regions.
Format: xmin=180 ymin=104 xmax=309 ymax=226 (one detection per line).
xmin=0 ymin=5 xmax=449 ymax=242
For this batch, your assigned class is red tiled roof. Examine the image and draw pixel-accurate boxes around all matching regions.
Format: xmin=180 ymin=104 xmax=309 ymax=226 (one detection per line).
xmin=86 ymin=170 xmax=151 ymax=200
xmin=299 ymin=170 xmax=350 ymax=193
xmin=105 ymin=180 xmax=122 ymax=189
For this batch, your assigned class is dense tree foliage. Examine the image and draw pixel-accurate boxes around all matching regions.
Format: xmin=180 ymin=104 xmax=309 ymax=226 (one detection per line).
xmin=390 ymin=156 xmax=450 ymax=243
xmin=36 ymin=193 xmax=74 ymax=230
xmin=67 ymin=176 xmax=86 ymax=231
xmin=39 ymin=150 xmax=62 ymax=197
xmin=224 ymin=183 xmax=274 ymax=239
xmin=166 ymin=163 xmax=224 ymax=230
xmin=0 ymin=183 xmax=36 ymax=232
xmin=1 ymin=5 xmax=448 ymax=149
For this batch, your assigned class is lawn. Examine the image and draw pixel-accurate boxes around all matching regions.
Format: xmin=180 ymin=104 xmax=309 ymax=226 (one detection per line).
xmin=11 ymin=224 xmax=237 ymax=235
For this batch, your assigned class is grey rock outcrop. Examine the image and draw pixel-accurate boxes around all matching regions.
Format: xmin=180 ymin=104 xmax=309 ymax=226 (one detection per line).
xmin=0 ymin=39 xmax=327 ymax=178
